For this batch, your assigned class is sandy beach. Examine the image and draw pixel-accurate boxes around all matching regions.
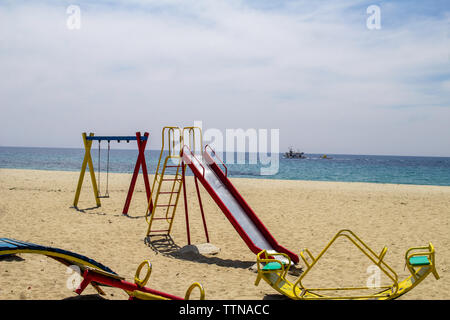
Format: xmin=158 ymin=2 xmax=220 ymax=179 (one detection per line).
xmin=0 ymin=168 xmax=448 ymax=300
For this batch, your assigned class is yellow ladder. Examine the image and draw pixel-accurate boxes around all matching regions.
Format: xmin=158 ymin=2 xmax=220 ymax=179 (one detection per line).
xmin=145 ymin=127 xmax=184 ymax=237
xmin=145 ymin=126 xmax=203 ymax=238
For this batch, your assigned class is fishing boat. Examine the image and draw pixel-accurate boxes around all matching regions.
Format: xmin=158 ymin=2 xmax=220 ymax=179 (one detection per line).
xmin=284 ymin=147 xmax=306 ymax=159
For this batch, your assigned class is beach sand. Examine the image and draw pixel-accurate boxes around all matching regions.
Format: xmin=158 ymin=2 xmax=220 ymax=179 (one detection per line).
xmin=0 ymin=168 xmax=448 ymax=300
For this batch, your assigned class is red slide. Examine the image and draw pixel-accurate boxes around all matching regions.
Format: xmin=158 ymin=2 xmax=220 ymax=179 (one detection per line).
xmin=182 ymin=145 xmax=299 ymax=264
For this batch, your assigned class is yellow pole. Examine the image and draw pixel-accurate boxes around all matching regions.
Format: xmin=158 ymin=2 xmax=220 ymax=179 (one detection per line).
xmin=73 ymin=132 xmax=101 ymax=208
xmin=182 ymin=127 xmax=203 ymax=154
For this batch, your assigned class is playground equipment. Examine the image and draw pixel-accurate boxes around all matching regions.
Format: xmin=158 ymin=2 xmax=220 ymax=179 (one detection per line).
xmin=254 ymin=229 xmax=439 ymax=300
xmin=145 ymin=126 xmax=298 ymax=264
xmin=145 ymin=127 xmax=209 ymax=243
xmin=182 ymin=143 xmax=299 ymax=263
xmin=73 ymin=132 xmax=153 ymax=216
xmin=0 ymin=238 xmax=205 ymax=300
xmin=145 ymin=127 xmax=183 ymax=237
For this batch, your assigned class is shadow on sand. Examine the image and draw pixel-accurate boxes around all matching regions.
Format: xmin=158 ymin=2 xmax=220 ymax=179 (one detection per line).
xmin=70 ymin=206 xmax=105 ymax=215
xmin=70 ymin=206 xmax=148 ymax=219
xmin=144 ymin=235 xmax=254 ymax=270
xmin=63 ymin=294 xmax=108 ymax=300
xmin=0 ymin=254 xmax=25 ymax=262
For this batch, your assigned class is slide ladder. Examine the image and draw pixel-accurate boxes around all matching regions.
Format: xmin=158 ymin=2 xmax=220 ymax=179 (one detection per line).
xmin=145 ymin=126 xmax=203 ymax=238
xmin=145 ymin=127 xmax=183 ymax=237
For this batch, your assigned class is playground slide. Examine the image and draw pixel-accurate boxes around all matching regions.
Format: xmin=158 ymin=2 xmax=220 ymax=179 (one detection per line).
xmin=182 ymin=147 xmax=299 ymax=264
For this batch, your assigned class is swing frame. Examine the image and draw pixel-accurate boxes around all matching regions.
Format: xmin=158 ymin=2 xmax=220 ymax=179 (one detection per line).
xmin=73 ymin=132 xmax=153 ymax=216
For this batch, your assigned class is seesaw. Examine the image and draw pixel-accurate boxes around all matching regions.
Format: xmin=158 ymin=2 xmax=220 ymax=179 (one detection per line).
xmin=0 ymin=238 xmax=205 ymax=300
xmin=254 ymin=229 xmax=439 ymax=300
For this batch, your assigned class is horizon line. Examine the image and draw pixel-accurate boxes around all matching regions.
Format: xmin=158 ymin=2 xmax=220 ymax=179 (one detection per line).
xmin=1 ymin=144 xmax=449 ymax=159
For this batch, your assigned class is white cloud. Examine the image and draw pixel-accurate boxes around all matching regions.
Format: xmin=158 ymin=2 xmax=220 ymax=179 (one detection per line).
xmin=0 ymin=0 xmax=449 ymax=156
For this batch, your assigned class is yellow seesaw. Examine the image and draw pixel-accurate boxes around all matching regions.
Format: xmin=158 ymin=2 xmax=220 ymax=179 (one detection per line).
xmin=254 ymin=229 xmax=439 ymax=300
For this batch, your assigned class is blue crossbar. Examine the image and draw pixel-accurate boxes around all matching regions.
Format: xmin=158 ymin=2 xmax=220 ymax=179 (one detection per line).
xmin=85 ymin=136 xmax=148 ymax=142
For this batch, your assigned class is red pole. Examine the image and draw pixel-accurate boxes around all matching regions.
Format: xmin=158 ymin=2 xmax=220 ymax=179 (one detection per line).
xmin=181 ymin=162 xmax=191 ymax=245
xmin=122 ymin=132 xmax=152 ymax=215
xmin=194 ymin=176 xmax=209 ymax=243
xmin=139 ymin=132 xmax=152 ymax=211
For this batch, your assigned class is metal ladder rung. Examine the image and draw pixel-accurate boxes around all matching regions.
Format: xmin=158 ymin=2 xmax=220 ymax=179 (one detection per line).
xmin=151 ymin=217 xmax=174 ymax=220
xmin=161 ymin=178 xmax=182 ymax=182
xmin=148 ymin=229 xmax=170 ymax=233
xmin=158 ymin=191 xmax=179 ymax=194
xmin=164 ymin=165 xmax=180 ymax=168
xmin=156 ymin=204 xmax=177 ymax=207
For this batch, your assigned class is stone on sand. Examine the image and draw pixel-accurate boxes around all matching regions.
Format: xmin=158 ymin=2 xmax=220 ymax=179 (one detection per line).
xmin=177 ymin=243 xmax=220 ymax=258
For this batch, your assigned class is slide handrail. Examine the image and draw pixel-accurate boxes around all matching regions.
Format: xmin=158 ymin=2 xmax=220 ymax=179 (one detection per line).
xmin=204 ymin=144 xmax=227 ymax=177
xmin=182 ymin=145 xmax=205 ymax=177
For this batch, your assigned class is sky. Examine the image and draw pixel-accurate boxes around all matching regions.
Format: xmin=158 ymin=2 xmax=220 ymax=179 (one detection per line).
xmin=0 ymin=0 xmax=449 ymax=156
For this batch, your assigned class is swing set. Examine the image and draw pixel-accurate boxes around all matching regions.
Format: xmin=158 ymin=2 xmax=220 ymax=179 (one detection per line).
xmin=73 ymin=132 xmax=153 ymax=216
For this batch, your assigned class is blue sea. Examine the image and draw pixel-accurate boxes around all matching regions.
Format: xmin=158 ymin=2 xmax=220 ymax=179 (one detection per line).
xmin=0 ymin=146 xmax=449 ymax=186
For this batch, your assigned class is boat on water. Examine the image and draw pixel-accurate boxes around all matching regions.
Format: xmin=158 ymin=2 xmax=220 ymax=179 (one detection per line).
xmin=284 ymin=147 xmax=306 ymax=159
